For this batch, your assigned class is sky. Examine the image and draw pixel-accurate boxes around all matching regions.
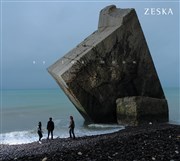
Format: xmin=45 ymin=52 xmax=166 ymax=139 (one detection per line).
xmin=0 ymin=0 xmax=179 ymax=89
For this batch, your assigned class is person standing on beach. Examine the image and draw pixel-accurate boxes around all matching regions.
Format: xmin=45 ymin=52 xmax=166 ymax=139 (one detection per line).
xmin=47 ymin=117 xmax=54 ymax=140
xmin=37 ymin=122 xmax=43 ymax=142
xmin=69 ymin=116 xmax=75 ymax=139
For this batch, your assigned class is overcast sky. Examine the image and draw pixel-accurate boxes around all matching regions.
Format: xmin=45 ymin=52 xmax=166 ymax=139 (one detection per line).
xmin=0 ymin=1 xmax=179 ymax=89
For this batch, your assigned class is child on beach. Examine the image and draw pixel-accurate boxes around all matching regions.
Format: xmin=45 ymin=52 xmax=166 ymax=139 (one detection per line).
xmin=37 ymin=122 xmax=43 ymax=142
xmin=69 ymin=116 xmax=75 ymax=139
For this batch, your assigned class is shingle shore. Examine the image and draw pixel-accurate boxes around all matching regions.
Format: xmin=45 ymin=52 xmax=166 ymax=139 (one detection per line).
xmin=0 ymin=123 xmax=179 ymax=161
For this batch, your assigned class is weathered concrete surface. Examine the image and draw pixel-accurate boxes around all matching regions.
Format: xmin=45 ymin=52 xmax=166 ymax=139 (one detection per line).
xmin=116 ymin=97 xmax=168 ymax=126
xmin=48 ymin=5 xmax=168 ymax=124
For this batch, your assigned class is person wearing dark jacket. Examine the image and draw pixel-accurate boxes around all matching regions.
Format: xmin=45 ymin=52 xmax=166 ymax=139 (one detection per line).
xmin=47 ymin=117 xmax=54 ymax=140
xmin=69 ymin=116 xmax=75 ymax=139
xmin=37 ymin=122 xmax=43 ymax=141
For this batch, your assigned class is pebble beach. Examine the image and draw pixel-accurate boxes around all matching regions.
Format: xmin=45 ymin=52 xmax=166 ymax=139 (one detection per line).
xmin=0 ymin=123 xmax=180 ymax=161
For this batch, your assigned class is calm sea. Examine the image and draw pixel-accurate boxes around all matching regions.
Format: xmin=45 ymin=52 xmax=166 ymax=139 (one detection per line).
xmin=0 ymin=87 xmax=179 ymax=145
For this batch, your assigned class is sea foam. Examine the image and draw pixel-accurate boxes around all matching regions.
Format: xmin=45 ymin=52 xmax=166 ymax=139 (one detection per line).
xmin=0 ymin=124 xmax=124 ymax=145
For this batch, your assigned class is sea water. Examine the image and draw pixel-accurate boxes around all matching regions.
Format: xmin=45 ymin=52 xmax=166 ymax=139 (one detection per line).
xmin=0 ymin=89 xmax=124 ymax=145
xmin=0 ymin=88 xmax=179 ymax=145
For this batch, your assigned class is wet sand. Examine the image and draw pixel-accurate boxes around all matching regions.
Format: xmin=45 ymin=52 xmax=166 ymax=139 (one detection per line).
xmin=0 ymin=123 xmax=180 ymax=161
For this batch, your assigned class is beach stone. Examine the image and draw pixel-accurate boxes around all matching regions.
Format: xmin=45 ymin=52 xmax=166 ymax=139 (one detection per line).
xmin=78 ymin=152 xmax=82 ymax=155
xmin=48 ymin=5 xmax=168 ymax=123
xmin=175 ymin=150 xmax=179 ymax=154
xmin=42 ymin=157 xmax=48 ymax=161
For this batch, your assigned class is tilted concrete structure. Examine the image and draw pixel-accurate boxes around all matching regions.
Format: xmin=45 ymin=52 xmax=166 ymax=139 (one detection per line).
xmin=48 ymin=5 xmax=168 ymax=125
